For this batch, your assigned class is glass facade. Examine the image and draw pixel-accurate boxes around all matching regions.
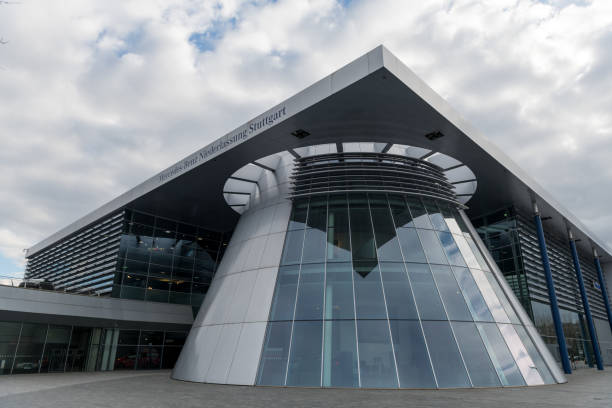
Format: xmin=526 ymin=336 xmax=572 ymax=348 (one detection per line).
xmin=256 ymin=193 xmax=553 ymax=388
xmin=113 ymin=209 xmax=228 ymax=313
xmin=473 ymin=206 xmax=611 ymax=368
xmin=0 ymin=320 xmax=187 ymax=375
xmin=25 ymin=209 xmax=229 ymax=313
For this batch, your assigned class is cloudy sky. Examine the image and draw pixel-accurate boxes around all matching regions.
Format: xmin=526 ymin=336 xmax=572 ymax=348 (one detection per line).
xmin=0 ymin=0 xmax=611 ymax=277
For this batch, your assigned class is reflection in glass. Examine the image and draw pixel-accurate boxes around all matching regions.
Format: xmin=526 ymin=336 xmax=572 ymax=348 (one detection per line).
xmin=405 ymin=263 xmax=446 ymax=320
xmin=269 ymin=265 xmax=299 ymax=321
xmin=471 ymin=269 xmax=510 ymax=323
xmin=286 ymin=321 xmax=323 ymax=386
xmin=422 ymin=321 xmax=471 ymax=388
xmin=417 ymin=229 xmax=448 ymax=265
xmin=452 ymin=267 xmax=494 ymax=322
xmin=370 ymin=194 xmax=403 ymax=261
xmin=388 ymin=194 xmax=414 ymax=228
xmin=357 ymin=320 xmax=398 ymax=388
xmin=257 ymin=321 xmax=292 ymax=385
xmin=281 ymin=230 xmax=305 ymax=265
xmin=405 ymin=197 xmax=433 ymax=229
xmin=379 ymin=263 xmax=418 ymax=320
xmin=322 ymin=320 xmax=359 ymax=387
xmin=327 ymin=196 xmax=351 ymax=262
xmin=396 ymin=228 xmax=427 ymax=263
xmin=302 ymin=228 xmax=326 ymax=264
xmin=436 ymin=231 xmax=467 ymax=267
xmin=389 ymin=320 xmax=436 ymax=388
xmin=324 ymin=263 xmax=355 ymax=320
xmin=513 ymin=325 xmax=555 ymax=384
xmin=430 ymin=265 xmax=472 ymax=321
xmin=452 ymin=322 xmax=500 ymax=387
xmin=294 ymin=263 xmax=324 ymax=320
xmin=498 ymin=324 xmax=543 ymax=385
xmin=353 ymin=262 xmax=387 ymax=319
xmin=423 ymin=199 xmax=449 ymax=232
xmin=477 ymin=322 xmax=525 ymax=386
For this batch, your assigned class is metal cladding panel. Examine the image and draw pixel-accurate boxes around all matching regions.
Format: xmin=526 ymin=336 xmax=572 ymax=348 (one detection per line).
xmin=245 ymin=268 xmax=279 ymax=323
xmin=227 ymin=322 xmax=268 ymax=385
xmin=206 ymin=323 xmax=243 ymax=384
xmin=225 ymin=271 xmax=259 ymax=324
xmin=172 ymin=325 xmax=213 ymax=382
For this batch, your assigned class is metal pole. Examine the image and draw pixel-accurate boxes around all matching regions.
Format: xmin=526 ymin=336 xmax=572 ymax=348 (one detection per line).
xmin=568 ymin=230 xmax=603 ymax=370
xmin=533 ymin=202 xmax=572 ymax=374
xmin=593 ymin=249 xmax=612 ymax=335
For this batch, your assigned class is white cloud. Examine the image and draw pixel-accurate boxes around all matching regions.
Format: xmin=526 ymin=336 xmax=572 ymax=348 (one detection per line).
xmin=0 ymin=0 xmax=611 ymax=272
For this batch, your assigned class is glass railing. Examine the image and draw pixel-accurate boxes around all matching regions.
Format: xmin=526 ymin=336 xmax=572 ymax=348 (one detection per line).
xmin=0 ymin=274 xmax=109 ymax=297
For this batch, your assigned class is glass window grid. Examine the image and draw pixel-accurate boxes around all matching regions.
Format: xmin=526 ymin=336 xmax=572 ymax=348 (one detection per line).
xmin=259 ymin=193 xmax=541 ymax=388
xmin=116 ymin=210 xmax=226 ymax=308
xmin=0 ymin=321 xmax=187 ymax=375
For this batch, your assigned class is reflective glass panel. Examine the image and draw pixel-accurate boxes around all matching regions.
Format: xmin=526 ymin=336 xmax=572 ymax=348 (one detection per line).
xmin=289 ymin=199 xmax=309 ymax=230
xmin=422 ymin=321 xmax=471 ymax=388
xmin=465 ymin=235 xmax=490 ymax=271
xmin=257 ymin=321 xmax=292 ymax=385
xmin=326 ymin=195 xmax=351 ymax=262
xmin=269 ymin=265 xmax=299 ymax=321
xmin=353 ymin=262 xmax=387 ymax=319
xmin=476 ymin=322 xmax=525 ymax=386
xmin=322 ymin=320 xmax=359 ymax=387
xmin=396 ymin=228 xmax=427 ymax=263
xmin=389 ymin=320 xmax=436 ymax=388
xmin=430 ymin=265 xmax=472 ymax=321
xmin=498 ymin=324 xmax=543 ymax=385
xmin=436 ymin=231 xmax=467 ymax=267
xmin=452 ymin=267 xmax=494 ymax=322
xmin=423 ymin=199 xmax=449 ymax=231
xmin=405 ymin=263 xmax=446 ymax=320
xmin=484 ymin=272 xmax=521 ymax=324
xmin=451 ymin=322 xmax=500 ymax=387
xmin=417 ymin=229 xmax=448 ymax=265
xmin=369 ymin=194 xmax=403 ymax=261
xmin=513 ymin=325 xmax=555 ymax=384
xmin=357 ymin=320 xmax=398 ymax=388
xmin=471 ymin=269 xmax=510 ymax=323
xmin=324 ymin=263 xmax=355 ymax=320
xmin=306 ymin=197 xmax=327 ymax=230
xmin=286 ymin=321 xmax=323 ymax=386
xmin=349 ymin=197 xmax=377 ymax=262
xmin=294 ymin=263 xmax=325 ymax=320
xmin=388 ymin=194 xmax=414 ymax=228
xmin=405 ymin=197 xmax=432 ymax=229
xmin=379 ymin=262 xmax=418 ymax=319
xmin=280 ymin=230 xmax=305 ymax=265
xmin=302 ymin=228 xmax=326 ymax=264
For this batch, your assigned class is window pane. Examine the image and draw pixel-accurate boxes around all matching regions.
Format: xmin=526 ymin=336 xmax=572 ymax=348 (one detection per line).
xmin=289 ymin=198 xmax=309 ymax=230
xmin=452 ymin=267 xmax=494 ymax=322
xmin=471 ymin=269 xmax=510 ymax=323
xmin=436 ymin=231 xmax=467 ymax=267
xmin=396 ymin=228 xmax=427 ymax=263
xmin=327 ymin=196 xmax=351 ymax=262
xmin=280 ymin=230 xmax=305 ymax=265
xmin=306 ymin=197 xmax=327 ymax=230
xmin=465 ymin=235 xmax=490 ymax=271
xmin=423 ymin=199 xmax=449 ymax=231
xmin=405 ymin=263 xmax=446 ymax=320
xmin=269 ymin=265 xmax=299 ymax=321
xmin=453 ymin=233 xmax=480 ymax=269
xmin=476 ymin=322 xmax=525 ymax=386
xmin=322 ymin=320 xmax=359 ymax=387
xmin=41 ymin=325 xmax=71 ymax=373
xmin=349 ymin=204 xmax=377 ymax=262
xmin=422 ymin=321 xmax=471 ymax=388
xmin=353 ymin=262 xmax=387 ymax=319
xmin=513 ymin=325 xmax=555 ymax=384
xmin=138 ymin=345 xmax=162 ymax=369
xmin=484 ymin=272 xmax=521 ymax=324
xmin=0 ymin=322 xmax=21 ymax=343
xmin=451 ymin=322 xmax=501 ymax=387
xmin=498 ymin=324 xmax=543 ymax=385
xmin=430 ymin=265 xmax=471 ymax=321
xmin=286 ymin=321 xmax=322 ymax=386
xmin=324 ymin=263 xmax=355 ymax=320
xmin=379 ymin=263 xmax=418 ymax=320
xmin=114 ymin=346 xmax=138 ymax=370
xmin=417 ymin=229 xmax=448 ymax=265
xmin=369 ymin=195 xmax=403 ymax=262
xmin=405 ymin=197 xmax=432 ymax=229
xmin=302 ymin=228 xmax=326 ymax=264
xmin=357 ymin=320 xmax=398 ymax=388
xmin=388 ymin=194 xmax=414 ymax=228
xmin=294 ymin=263 xmax=324 ymax=320
xmin=389 ymin=320 xmax=436 ymax=388
xmin=257 ymin=321 xmax=292 ymax=385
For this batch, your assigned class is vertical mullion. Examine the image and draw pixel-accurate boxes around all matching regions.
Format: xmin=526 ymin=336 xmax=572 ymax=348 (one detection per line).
xmin=421 ymin=198 xmax=474 ymax=387
xmin=320 ymin=196 xmax=329 ymax=387
xmin=10 ymin=322 xmax=23 ymax=374
xmin=387 ymin=194 xmax=439 ymax=388
xmin=365 ymin=193 xmax=400 ymax=388
xmin=284 ymin=198 xmax=310 ymax=386
xmin=38 ymin=324 xmax=50 ymax=373
xmin=345 ymin=193 xmax=361 ymax=388
xmin=63 ymin=325 xmax=74 ymax=372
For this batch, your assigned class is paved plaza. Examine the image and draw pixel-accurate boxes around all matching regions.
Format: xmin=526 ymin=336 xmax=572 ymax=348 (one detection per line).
xmin=0 ymin=368 xmax=610 ymax=408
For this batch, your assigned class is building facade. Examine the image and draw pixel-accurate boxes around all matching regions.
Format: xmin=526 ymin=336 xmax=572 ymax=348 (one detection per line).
xmin=5 ymin=46 xmax=611 ymax=386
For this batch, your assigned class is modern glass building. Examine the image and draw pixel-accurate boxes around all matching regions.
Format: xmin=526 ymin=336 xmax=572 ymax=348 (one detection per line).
xmin=7 ymin=46 xmax=612 ymax=387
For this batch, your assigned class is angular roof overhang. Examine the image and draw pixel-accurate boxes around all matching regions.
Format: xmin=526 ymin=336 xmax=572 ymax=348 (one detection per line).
xmin=27 ymin=46 xmax=612 ymax=263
